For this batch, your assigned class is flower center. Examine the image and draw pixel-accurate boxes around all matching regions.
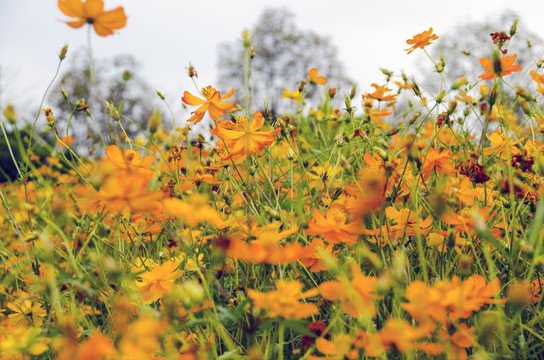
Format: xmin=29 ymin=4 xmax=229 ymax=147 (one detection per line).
xmin=201 ymin=86 xmax=216 ymax=100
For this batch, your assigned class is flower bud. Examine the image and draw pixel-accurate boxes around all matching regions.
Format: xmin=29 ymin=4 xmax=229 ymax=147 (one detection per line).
xmin=328 ymin=88 xmax=337 ymax=98
xmin=61 ymin=88 xmax=69 ymax=100
xmin=148 ymin=109 xmax=161 ymax=134
xmin=186 ymin=63 xmax=198 ymax=78
xmin=43 ymin=107 xmax=55 ymax=125
xmin=510 ymin=19 xmax=518 ymax=37
xmin=59 ymin=44 xmax=68 ymax=60
xmin=104 ymin=100 xmax=120 ymax=121
xmin=451 ymin=76 xmax=468 ymax=90
xmin=122 ymin=70 xmax=132 ymax=82
xmin=3 ymin=104 xmax=17 ymax=124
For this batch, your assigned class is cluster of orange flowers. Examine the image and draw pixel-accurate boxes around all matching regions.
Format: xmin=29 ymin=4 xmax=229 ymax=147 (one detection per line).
xmin=4 ymin=4 xmax=544 ymax=360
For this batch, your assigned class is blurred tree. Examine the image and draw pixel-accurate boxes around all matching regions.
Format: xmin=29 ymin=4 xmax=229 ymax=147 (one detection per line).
xmin=423 ymin=11 xmax=544 ymax=89
xmin=49 ymin=49 xmax=156 ymax=151
xmin=217 ymin=7 xmax=353 ymax=114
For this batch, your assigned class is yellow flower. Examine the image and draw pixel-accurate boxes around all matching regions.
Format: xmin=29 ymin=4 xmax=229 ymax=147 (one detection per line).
xmin=6 ymin=299 xmax=47 ymax=328
xmin=281 ymin=88 xmax=303 ymax=102
xmin=0 ymin=327 xmax=48 ymax=358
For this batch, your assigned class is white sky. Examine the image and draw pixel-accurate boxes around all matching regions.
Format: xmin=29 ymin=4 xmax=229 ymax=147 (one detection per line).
xmin=1 ymin=0 xmax=543 ymax=121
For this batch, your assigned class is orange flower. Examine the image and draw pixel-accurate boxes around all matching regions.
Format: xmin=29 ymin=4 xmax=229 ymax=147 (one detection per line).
xmin=421 ymin=148 xmax=457 ymax=179
xmin=308 ymin=68 xmax=327 ymax=85
xmin=163 ymin=193 xmax=227 ymax=229
xmin=362 ymin=84 xmax=397 ymax=102
xmin=530 ymin=70 xmax=544 ymax=95
xmin=212 ymin=111 xmax=281 ymax=159
xmin=181 ymin=85 xmax=236 ymax=124
xmin=384 ymin=207 xmax=433 ymax=240
xmin=299 ymin=238 xmax=336 ymax=272
xmin=248 ymin=280 xmax=319 ymax=319
xmin=101 ymin=144 xmax=156 ymax=179
xmin=405 ymin=27 xmax=439 ymax=54
xmin=479 ymin=54 xmax=522 ymax=80
xmin=306 ymin=206 xmax=378 ymax=245
xmin=403 ymin=275 xmax=503 ymax=325
xmin=178 ymin=165 xmax=222 ymax=191
xmin=58 ymin=0 xmax=127 ymax=36
xmin=320 ymin=264 xmax=379 ymax=318
xmin=135 ymin=260 xmax=184 ymax=304
xmin=482 ymin=130 xmax=520 ymax=159
xmin=77 ymin=171 xmax=164 ymax=214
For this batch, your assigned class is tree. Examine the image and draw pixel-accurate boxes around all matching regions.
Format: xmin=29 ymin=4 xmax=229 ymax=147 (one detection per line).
xmin=49 ymin=49 xmax=156 ymax=151
xmin=217 ymin=8 xmax=353 ymax=114
xmin=422 ymin=11 xmax=544 ymax=89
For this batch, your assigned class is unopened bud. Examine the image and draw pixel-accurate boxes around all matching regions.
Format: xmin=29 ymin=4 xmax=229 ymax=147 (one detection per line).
xmin=122 ymin=70 xmax=132 ymax=82
xmin=3 ymin=104 xmax=17 ymax=124
xmin=349 ymin=84 xmax=357 ymax=100
xmin=61 ymin=88 xmax=69 ymax=100
xmin=242 ymin=29 xmax=251 ymax=48
xmin=488 ymin=83 xmax=499 ymax=108
xmin=156 ymin=91 xmax=165 ymax=100
xmin=387 ymin=128 xmax=399 ymax=136
xmin=435 ymin=90 xmax=446 ymax=104
xmin=104 ymin=101 xmax=120 ymax=121
xmin=409 ymin=111 xmax=421 ymax=125
xmin=59 ymin=44 xmax=68 ymax=60
xmin=516 ymin=87 xmax=532 ymax=101
xmin=510 ymin=19 xmax=518 ymax=37
xmin=451 ymin=76 xmax=468 ymax=90
xmin=148 ymin=109 xmax=161 ymax=134
xmin=447 ymin=100 xmax=457 ymax=114
xmin=410 ymin=78 xmax=421 ymax=97
xmin=298 ymin=81 xmax=307 ymax=92
xmin=328 ymin=88 xmax=337 ymax=98
xmin=519 ymin=100 xmax=532 ymax=116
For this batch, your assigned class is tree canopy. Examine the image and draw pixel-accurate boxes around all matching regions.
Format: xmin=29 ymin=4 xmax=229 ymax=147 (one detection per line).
xmin=217 ymin=8 xmax=353 ymax=114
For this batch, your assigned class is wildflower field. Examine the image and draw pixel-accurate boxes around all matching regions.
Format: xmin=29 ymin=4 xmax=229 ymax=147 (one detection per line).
xmin=3 ymin=1 xmax=544 ymax=359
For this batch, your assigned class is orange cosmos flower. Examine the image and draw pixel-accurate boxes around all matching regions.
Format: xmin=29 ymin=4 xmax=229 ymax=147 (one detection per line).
xmin=77 ymin=172 xmax=164 ymax=214
xmin=306 ymin=205 xmax=378 ymax=245
xmin=320 ymin=264 xmax=379 ymax=318
xmin=248 ymin=280 xmax=319 ymax=319
xmin=212 ymin=111 xmax=281 ymax=159
xmin=58 ymin=0 xmax=127 ymax=37
xmin=101 ymin=144 xmax=156 ymax=179
xmin=181 ymin=85 xmax=236 ymax=124
xmin=405 ymin=27 xmax=439 ymax=54
xmin=362 ymin=83 xmax=397 ymax=102
xmin=479 ymin=54 xmax=522 ymax=80
xmin=421 ymin=148 xmax=457 ymax=179
xmin=530 ymin=70 xmax=544 ymax=95
xmin=163 ymin=193 xmax=227 ymax=229
xmin=308 ymin=68 xmax=327 ymax=85
xmin=135 ymin=260 xmax=183 ymax=304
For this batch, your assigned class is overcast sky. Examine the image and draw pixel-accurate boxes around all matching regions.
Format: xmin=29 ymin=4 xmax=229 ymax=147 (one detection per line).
xmin=1 ymin=0 xmax=543 ymax=122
